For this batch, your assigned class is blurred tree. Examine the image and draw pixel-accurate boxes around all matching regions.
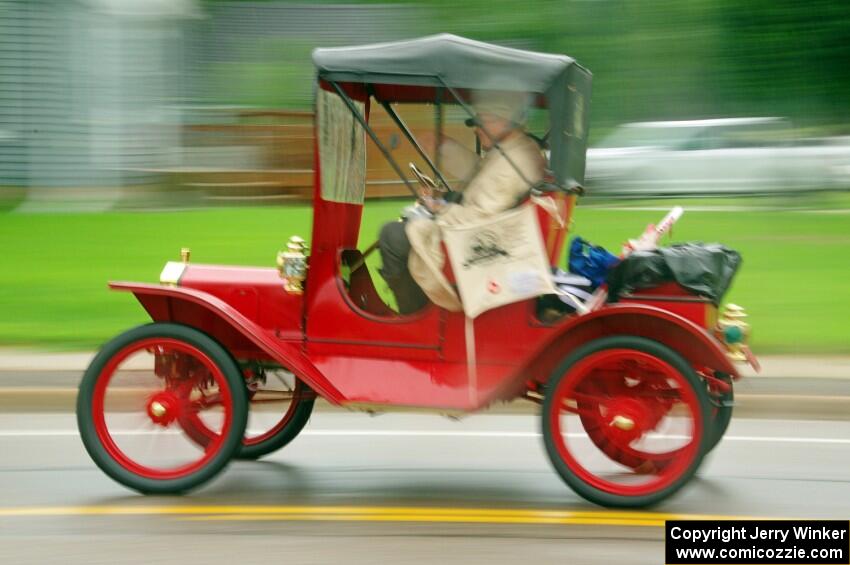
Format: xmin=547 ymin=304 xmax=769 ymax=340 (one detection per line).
xmin=715 ymin=0 xmax=850 ymax=125
xmin=197 ymin=0 xmax=850 ymax=136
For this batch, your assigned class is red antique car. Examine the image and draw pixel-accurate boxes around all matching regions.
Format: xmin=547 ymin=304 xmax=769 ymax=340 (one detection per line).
xmin=76 ymin=35 xmax=753 ymax=508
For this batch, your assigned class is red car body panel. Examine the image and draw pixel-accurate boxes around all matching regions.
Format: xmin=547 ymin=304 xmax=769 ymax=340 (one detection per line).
xmin=178 ymin=264 xmax=305 ymax=340
xmin=618 ymin=281 xmax=718 ymax=329
xmin=109 ymin=281 xmax=344 ymax=403
xmin=111 ymin=274 xmax=737 ymax=412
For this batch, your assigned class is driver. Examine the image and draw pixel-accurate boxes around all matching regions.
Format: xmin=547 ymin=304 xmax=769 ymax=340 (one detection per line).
xmin=379 ymin=90 xmax=546 ymax=314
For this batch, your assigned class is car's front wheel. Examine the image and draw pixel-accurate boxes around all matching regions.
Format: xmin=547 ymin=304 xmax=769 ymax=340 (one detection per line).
xmin=77 ymin=323 xmax=248 ymax=494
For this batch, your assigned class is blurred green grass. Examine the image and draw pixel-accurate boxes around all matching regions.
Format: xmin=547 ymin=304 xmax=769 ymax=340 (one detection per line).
xmin=1 ymin=200 xmax=848 ymax=353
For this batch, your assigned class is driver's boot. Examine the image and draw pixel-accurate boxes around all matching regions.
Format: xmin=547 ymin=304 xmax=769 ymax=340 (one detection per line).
xmin=381 ymin=271 xmax=428 ymax=315
xmin=378 ymin=221 xmax=428 ymax=314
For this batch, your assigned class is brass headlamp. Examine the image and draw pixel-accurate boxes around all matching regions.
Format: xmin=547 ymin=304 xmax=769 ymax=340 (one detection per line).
xmin=277 ymin=236 xmax=308 ymax=294
xmin=715 ymin=303 xmax=751 ymax=362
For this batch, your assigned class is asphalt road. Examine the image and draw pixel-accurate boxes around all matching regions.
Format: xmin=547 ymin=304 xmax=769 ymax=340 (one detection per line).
xmin=1 ymin=411 xmax=848 ymax=565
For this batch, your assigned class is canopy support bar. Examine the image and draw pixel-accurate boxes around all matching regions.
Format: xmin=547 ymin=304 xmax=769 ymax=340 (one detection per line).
xmin=378 ymin=99 xmax=453 ymax=193
xmin=329 ymin=81 xmax=420 ymax=201
xmin=434 ymin=88 xmax=444 ymax=171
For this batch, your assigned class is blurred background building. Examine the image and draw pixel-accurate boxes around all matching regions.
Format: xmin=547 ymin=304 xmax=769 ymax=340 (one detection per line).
xmin=1 ymin=0 xmax=849 ymax=210
xmin=0 ymin=0 xmax=198 ymax=210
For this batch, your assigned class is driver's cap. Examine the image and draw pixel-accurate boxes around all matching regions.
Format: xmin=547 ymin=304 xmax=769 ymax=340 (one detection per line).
xmin=465 ymin=89 xmax=530 ymax=127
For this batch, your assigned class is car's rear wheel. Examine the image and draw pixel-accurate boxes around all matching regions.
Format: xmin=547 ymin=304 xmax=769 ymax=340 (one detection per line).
xmin=542 ymin=336 xmax=711 ymax=508
xmin=181 ymin=367 xmax=315 ymax=460
xmin=77 ymin=323 xmax=247 ymax=494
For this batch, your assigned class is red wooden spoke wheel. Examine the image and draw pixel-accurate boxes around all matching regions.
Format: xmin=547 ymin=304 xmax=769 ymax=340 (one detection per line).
xmin=76 ymin=323 xmax=247 ymax=494
xmin=542 ymin=336 xmax=711 ymax=508
xmin=180 ymin=369 xmax=314 ymax=460
xmin=576 ymin=367 xmax=683 ymax=473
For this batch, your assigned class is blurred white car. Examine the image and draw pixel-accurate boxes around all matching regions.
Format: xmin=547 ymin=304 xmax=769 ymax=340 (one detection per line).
xmin=585 ymin=117 xmax=850 ymax=196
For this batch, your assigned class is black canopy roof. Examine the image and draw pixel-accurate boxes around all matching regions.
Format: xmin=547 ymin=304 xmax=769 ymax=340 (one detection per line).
xmin=312 ymin=34 xmax=592 ymax=190
xmin=312 ymin=34 xmax=583 ymax=94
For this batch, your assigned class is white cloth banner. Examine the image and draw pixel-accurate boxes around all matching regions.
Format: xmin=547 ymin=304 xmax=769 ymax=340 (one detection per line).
xmin=441 ymin=204 xmax=557 ymax=319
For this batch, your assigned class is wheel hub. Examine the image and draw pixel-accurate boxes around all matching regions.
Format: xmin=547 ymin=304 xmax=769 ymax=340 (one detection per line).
xmin=604 ymin=397 xmax=652 ymax=444
xmin=146 ymin=391 xmax=181 ymax=426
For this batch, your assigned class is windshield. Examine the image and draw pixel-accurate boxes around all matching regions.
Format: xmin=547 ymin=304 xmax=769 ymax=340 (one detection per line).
xmin=317 ymin=89 xmax=366 ymax=204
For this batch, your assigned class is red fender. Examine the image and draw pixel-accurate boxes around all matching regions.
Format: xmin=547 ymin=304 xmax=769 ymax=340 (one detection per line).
xmin=522 ymin=303 xmax=739 ymax=386
xmin=109 ymin=282 xmax=343 ymax=403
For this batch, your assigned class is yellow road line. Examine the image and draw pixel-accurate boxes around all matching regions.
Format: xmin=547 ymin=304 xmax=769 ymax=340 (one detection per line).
xmin=0 ymin=505 xmax=771 ymax=527
xmin=179 ymin=513 xmax=666 ymax=527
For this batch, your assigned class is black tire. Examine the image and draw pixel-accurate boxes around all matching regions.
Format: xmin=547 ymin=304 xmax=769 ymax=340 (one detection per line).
xmin=542 ymin=336 xmax=712 ymax=508
xmin=236 ymin=390 xmax=314 ymax=460
xmin=76 ymin=322 xmax=248 ymax=494
xmin=707 ymin=372 xmax=734 ymax=453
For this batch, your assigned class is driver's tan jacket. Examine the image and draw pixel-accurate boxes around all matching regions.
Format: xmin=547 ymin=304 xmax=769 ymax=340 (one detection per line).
xmin=405 ymin=133 xmax=545 ymax=311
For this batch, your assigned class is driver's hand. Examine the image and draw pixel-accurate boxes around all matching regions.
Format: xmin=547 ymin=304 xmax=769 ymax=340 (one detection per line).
xmin=421 ymin=196 xmax=445 ymax=214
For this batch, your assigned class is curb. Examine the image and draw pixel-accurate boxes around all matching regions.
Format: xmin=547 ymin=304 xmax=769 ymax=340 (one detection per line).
xmin=0 ymin=387 xmax=848 ymax=421
xmin=1 ymin=353 xmax=847 ymax=420
xmin=1 ymin=353 xmax=849 ymax=379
